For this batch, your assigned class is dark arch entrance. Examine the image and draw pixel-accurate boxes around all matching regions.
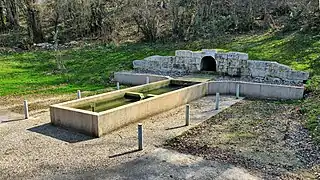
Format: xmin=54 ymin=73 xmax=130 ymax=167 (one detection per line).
xmin=200 ymin=56 xmax=217 ymax=71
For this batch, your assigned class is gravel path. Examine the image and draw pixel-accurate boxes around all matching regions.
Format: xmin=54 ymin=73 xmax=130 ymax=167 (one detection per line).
xmin=0 ymin=95 xmax=243 ymax=179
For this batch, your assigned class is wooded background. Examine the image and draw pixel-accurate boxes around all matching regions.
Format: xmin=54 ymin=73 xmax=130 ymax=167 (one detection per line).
xmin=0 ymin=0 xmax=319 ymax=47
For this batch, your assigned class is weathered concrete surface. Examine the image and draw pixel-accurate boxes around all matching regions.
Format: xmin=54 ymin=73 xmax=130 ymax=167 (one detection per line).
xmin=97 ymin=82 xmax=207 ymax=136
xmin=114 ymin=72 xmax=171 ymax=85
xmin=208 ymin=81 xmax=304 ymax=100
xmin=50 ymin=80 xmax=172 ymax=137
xmin=133 ymin=49 xmax=309 ymax=83
xmin=50 ymin=80 xmax=206 ymax=137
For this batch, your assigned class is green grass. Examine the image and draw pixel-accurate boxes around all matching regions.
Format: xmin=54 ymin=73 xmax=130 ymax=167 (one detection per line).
xmin=0 ymin=43 xmax=178 ymax=96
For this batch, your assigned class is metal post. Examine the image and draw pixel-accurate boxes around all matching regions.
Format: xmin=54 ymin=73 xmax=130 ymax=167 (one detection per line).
xmin=23 ymin=100 xmax=29 ymax=119
xmin=117 ymin=82 xmax=120 ymax=90
xmin=91 ymin=103 xmax=96 ymax=112
xmin=215 ymin=93 xmax=220 ymax=110
xmin=138 ymin=123 xmax=143 ymax=150
xmin=185 ymin=104 xmax=190 ymax=126
xmin=77 ymin=90 xmax=81 ymax=99
xmin=236 ymin=84 xmax=240 ymax=99
xmin=146 ymin=77 xmax=150 ymax=84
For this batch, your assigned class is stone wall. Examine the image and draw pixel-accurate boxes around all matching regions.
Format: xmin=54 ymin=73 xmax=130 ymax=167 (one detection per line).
xmin=133 ymin=49 xmax=309 ymax=83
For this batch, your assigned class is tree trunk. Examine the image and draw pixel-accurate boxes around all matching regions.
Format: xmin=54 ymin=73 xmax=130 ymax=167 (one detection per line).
xmin=0 ymin=0 xmax=5 ymax=30
xmin=25 ymin=0 xmax=44 ymax=43
xmin=5 ymin=0 xmax=19 ymax=28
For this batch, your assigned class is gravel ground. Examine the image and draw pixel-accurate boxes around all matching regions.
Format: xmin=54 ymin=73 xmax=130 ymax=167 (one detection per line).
xmin=166 ymin=100 xmax=320 ymax=179
xmin=0 ymin=95 xmax=243 ymax=179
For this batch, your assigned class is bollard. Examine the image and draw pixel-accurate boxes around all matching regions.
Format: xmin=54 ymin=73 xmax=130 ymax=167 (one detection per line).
xmin=117 ymin=82 xmax=120 ymax=90
xmin=236 ymin=84 xmax=240 ymax=99
xmin=91 ymin=103 xmax=96 ymax=112
xmin=77 ymin=90 xmax=81 ymax=99
xmin=23 ymin=100 xmax=29 ymax=119
xmin=215 ymin=93 xmax=220 ymax=110
xmin=185 ymin=104 xmax=190 ymax=126
xmin=146 ymin=77 xmax=150 ymax=84
xmin=138 ymin=123 xmax=143 ymax=150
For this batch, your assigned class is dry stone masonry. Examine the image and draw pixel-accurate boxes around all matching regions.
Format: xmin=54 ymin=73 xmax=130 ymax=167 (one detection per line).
xmin=133 ymin=49 xmax=309 ymax=84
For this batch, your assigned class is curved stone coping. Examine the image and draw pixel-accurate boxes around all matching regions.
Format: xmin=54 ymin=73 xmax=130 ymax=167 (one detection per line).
xmin=208 ymin=81 xmax=304 ymax=100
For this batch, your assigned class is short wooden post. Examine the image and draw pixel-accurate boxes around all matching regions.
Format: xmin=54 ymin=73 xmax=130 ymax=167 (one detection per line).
xmin=215 ymin=93 xmax=220 ymax=110
xmin=23 ymin=100 xmax=29 ymax=119
xmin=117 ymin=82 xmax=120 ymax=90
xmin=185 ymin=104 xmax=190 ymax=126
xmin=236 ymin=84 xmax=240 ymax=99
xmin=138 ymin=123 xmax=143 ymax=150
xmin=77 ymin=90 xmax=81 ymax=99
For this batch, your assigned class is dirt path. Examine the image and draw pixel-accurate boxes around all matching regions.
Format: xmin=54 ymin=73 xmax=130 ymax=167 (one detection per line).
xmin=166 ymin=100 xmax=320 ymax=179
xmin=0 ymin=95 xmax=245 ymax=179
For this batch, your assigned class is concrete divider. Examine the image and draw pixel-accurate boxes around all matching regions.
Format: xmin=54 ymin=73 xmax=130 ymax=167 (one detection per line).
xmin=114 ymin=72 xmax=171 ymax=85
xmin=208 ymin=81 xmax=304 ymax=100
xmin=97 ymin=82 xmax=207 ymax=136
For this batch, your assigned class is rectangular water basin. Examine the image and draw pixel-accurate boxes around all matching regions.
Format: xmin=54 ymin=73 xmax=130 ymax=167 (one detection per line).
xmin=50 ymin=80 xmax=207 ymax=137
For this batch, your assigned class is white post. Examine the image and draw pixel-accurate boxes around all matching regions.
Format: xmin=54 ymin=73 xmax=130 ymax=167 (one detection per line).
xmin=186 ymin=104 xmax=190 ymax=126
xmin=117 ymin=82 xmax=120 ymax=90
xmin=215 ymin=93 xmax=220 ymax=110
xmin=138 ymin=123 xmax=143 ymax=150
xmin=146 ymin=77 xmax=150 ymax=84
xmin=236 ymin=84 xmax=240 ymax=99
xmin=23 ymin=100 xmax=29 ymax=119
xmin=77 ymin=90 xmax=81 ymax=99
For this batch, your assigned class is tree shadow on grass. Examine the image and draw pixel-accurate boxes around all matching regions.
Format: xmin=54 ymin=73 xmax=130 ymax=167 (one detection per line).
xmin=28 ymin=123 xmax=94 ymax=143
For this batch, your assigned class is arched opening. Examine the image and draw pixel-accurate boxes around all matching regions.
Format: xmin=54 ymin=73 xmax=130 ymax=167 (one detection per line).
xmin=200 ymin=56 xmax=217 ymax=71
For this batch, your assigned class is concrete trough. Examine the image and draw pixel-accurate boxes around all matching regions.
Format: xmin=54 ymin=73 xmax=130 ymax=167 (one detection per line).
xmin=50 ymin=80 xmax=206 ymax=137
xmin=208 ymin=81 xmax=304 ymax=100
xmin=50 ymin=78 xmax=305 ymax=137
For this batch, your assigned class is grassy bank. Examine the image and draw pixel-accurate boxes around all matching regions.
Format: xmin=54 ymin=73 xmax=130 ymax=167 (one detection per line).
xmin=1 ymin=31 xmax=319 ymax=97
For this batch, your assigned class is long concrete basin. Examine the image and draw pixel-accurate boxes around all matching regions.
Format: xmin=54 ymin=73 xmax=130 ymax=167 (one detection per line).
xmin=50 ymin=80 xmax=207 ymax=137
xmin=50 ymin=77 xmax=305 ymax=137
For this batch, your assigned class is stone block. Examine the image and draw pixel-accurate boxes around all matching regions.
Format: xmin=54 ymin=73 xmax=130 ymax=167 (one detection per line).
xmin=227 ymin=52 xmax=240 ymax=60
xmin=133 ymin=60 xmax=147 ymax=69
xmin=175 ymin=50 xmax=193 ymax=57
xmin=238 ymin=53 xmax=249 ymax=60
xmin=215 ymin=53 xmax=228 ymax=60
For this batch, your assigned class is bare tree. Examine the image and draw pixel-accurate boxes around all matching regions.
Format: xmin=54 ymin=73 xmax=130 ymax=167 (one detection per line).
xmin=0 ymin=0 xmax=5 ymax=30
xmin=23 ymin=0 xmax=44 ymax=43
xmin=4 ymin=0 xmax=19 ymax=27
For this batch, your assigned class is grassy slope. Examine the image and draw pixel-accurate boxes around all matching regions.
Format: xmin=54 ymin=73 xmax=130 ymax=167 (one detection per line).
xmin=0 ymin=44 xmax=177 ymax=96
xmin=1 ymin=31 xmax=319 ymax=96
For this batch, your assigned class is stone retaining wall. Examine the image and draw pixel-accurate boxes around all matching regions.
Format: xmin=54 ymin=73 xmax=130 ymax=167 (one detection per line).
xmin=133 ymin=49 xmax=309 ymax=83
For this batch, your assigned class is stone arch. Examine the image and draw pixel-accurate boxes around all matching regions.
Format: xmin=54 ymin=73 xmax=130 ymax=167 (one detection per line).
xmin=200 ymin=56 xmax=217 ymax=71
